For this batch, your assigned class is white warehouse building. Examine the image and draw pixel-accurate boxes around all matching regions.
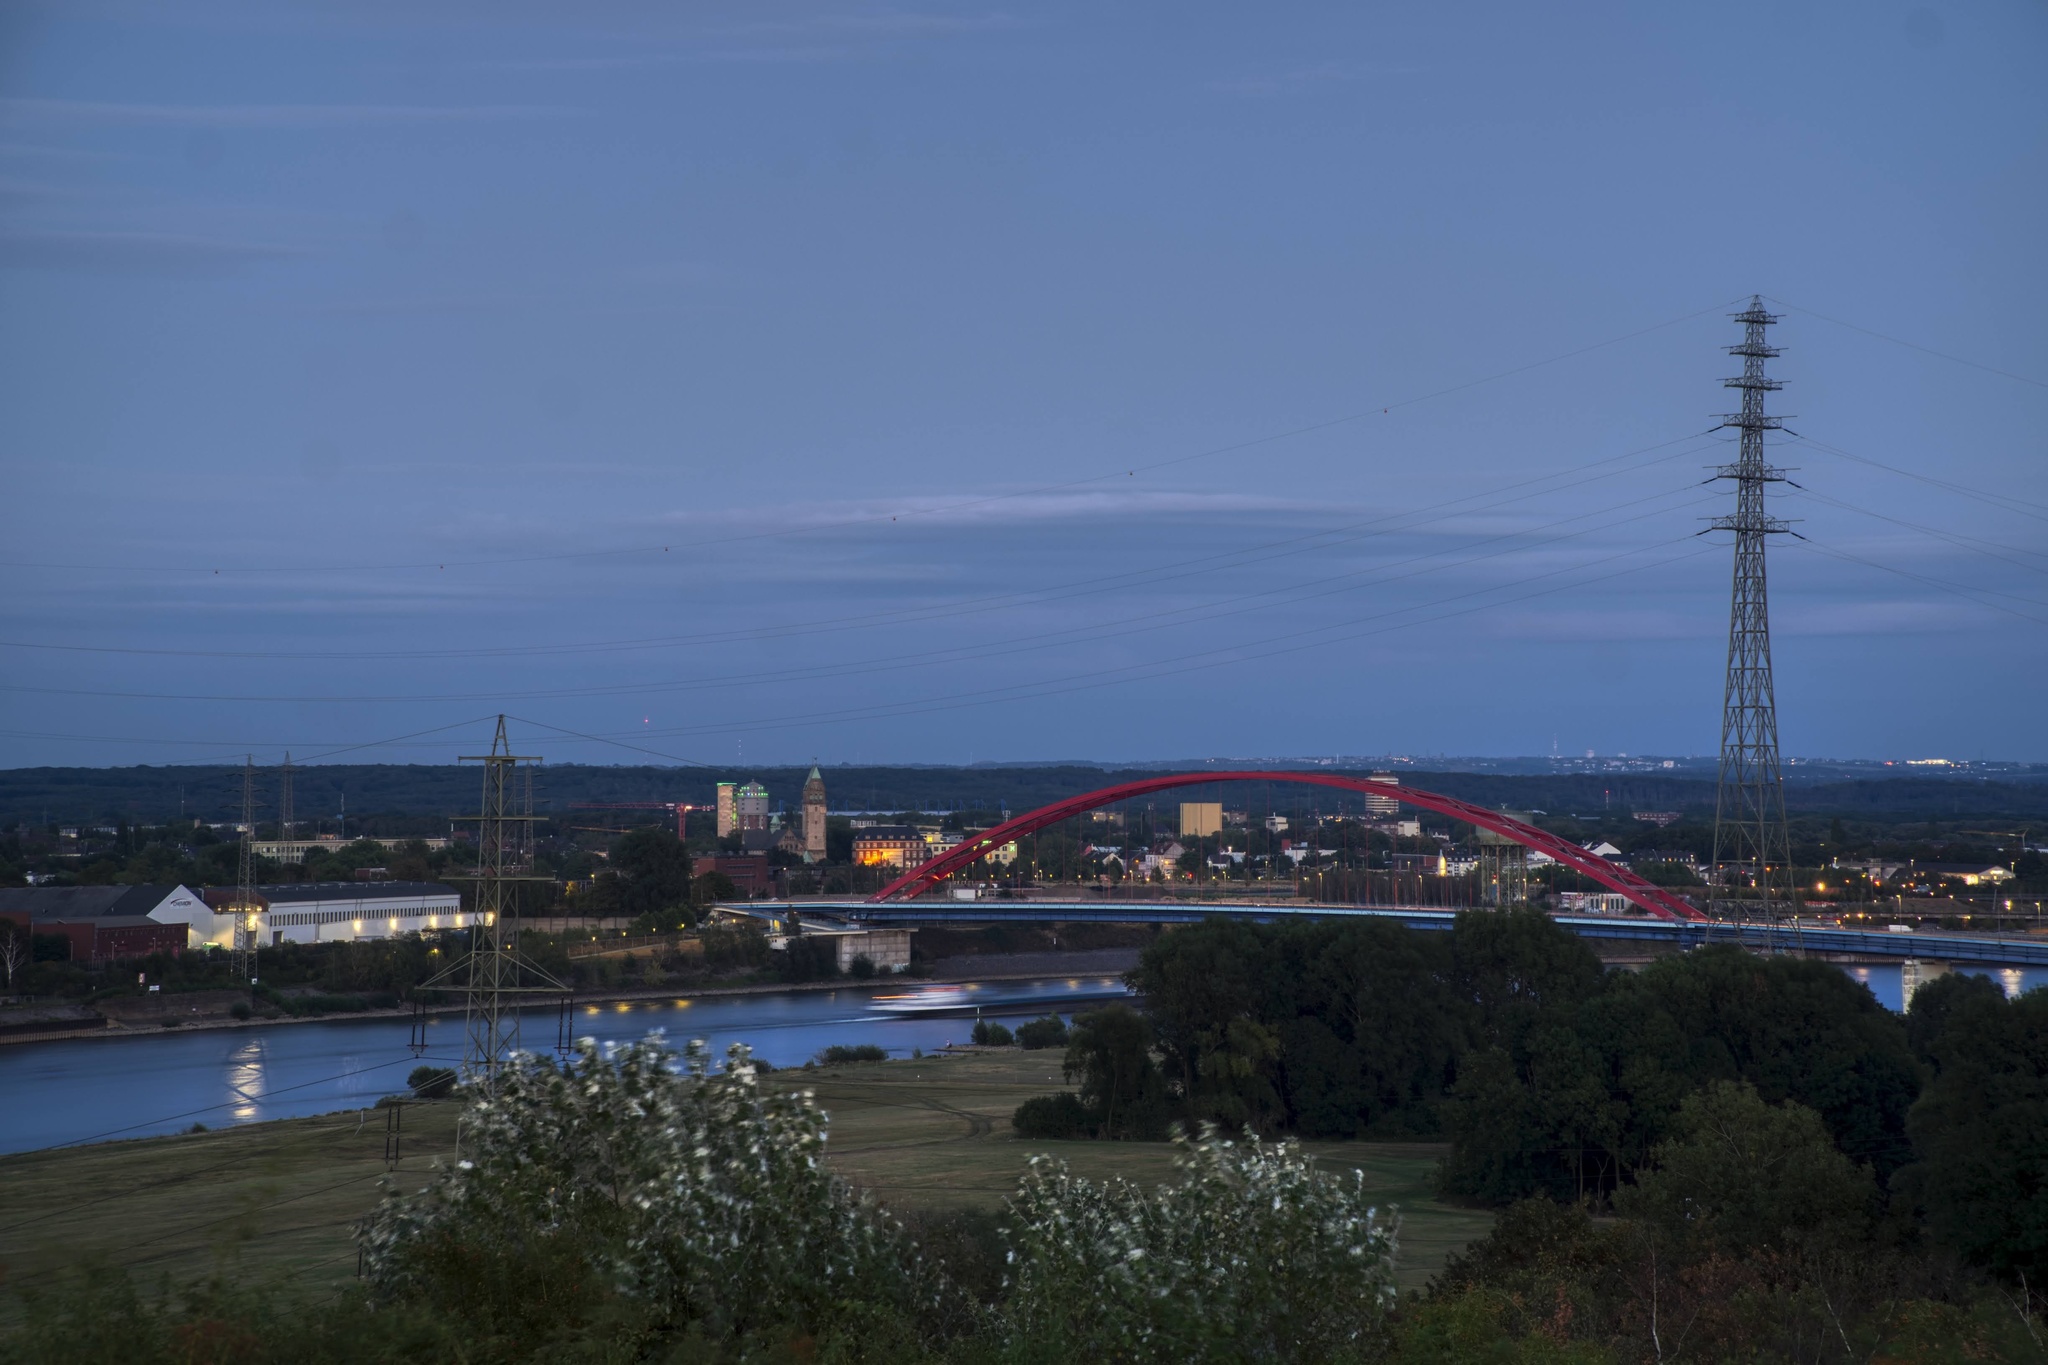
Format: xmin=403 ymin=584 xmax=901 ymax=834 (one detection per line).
xmin=198 ymin=881 xmax=472 ymax=948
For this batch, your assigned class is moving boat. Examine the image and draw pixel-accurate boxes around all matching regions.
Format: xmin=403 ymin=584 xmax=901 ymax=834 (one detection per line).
xmin=869 ymin=985 xmax=972 ymax=1014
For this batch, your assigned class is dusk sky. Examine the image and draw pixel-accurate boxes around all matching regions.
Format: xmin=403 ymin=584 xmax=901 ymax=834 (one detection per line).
xmin=2 ymin=1 xmax=2044 ymax=769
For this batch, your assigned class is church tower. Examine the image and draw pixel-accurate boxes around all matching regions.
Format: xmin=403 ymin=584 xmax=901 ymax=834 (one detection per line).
xmin=802 ymin=766 xmax=828 ymax=862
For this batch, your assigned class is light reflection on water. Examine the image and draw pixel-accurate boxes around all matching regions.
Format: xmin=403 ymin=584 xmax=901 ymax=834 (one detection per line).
xmin=1845 ymin=963 xmax=2047 ymax=1011
xmin=0 ymin=976 xmax=1129 ymax=1155
xmin=225 ymin=1038 xmax=265 ymax=1120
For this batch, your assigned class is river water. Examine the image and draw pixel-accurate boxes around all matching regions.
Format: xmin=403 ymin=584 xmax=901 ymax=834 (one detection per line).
xmin=5 ymin=962 xmax=2044 ymax=1157
xmin=0 ymin=976 xmax=1129 ymax=1156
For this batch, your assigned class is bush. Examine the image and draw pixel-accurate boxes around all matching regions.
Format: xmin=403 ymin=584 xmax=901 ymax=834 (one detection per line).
xmin=1012 ymin=1092 xmax=1094 ymax=1139
xmin=359 ymin=1037 xmax=957 ymax=1346
xmin=849 ymin=953 xmax=877 ymax=979
xmin=228 ymin=1001 xmax=251 ymax=1021
xmin=971 ymin=1018 xmax=1014 ymax=1046
xmin=816 ymin=1044 xmax=888 ymax=1065
xmin=1016 ymin=1013 xmax=1069 ymax=1049
xmin=1000 ymin=1126 xmax=1399 ymax=1361
xmin=700 ymin=922 xmax=771 ymax=972
xmin=407 ymin=1066 xmax=459 ymax=1100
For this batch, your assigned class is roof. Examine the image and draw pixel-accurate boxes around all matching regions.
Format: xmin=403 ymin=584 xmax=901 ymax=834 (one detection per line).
xmin=852 ymin=825 xmax=919 ymax=841
xmin=0 ymin=885 xmax=183 ymax=922
xmin=222 ymin=881 xmax=460 ymax=904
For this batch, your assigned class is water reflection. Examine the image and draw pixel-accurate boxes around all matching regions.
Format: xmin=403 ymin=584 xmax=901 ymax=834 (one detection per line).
xmin=225 ymin=1038 xmax=266 ymax=1121
xmin=0 ymin=976 xmax=1131 ymax=1155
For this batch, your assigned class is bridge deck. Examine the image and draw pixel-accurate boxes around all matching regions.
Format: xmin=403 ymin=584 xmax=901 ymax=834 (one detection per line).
xmin=719 ymin=900 xmax=2048 ymax=967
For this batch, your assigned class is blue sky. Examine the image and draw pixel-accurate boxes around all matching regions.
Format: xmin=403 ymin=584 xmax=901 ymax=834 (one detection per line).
xmin=1 ymin=1 xmax=2044 ymax=768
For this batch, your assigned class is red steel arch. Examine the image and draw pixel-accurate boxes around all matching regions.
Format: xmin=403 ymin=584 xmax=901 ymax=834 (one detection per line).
xmin=870 ymin=771 xmax=1705 ymax=922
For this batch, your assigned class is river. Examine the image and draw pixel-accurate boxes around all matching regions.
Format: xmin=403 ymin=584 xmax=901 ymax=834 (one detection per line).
xmin=5 ymin=961 xmax=2043 ymax=1157
xmin=0 ymin=976 xmax=1129 ymax=1156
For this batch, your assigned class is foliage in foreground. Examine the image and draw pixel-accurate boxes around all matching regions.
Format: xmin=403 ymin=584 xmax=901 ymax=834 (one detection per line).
xmin=359 ymin=1037 xmax=952 ymax=1350
xmin=2 ymin=1038 xmax=1407 ymax=1365
xmin=1004 ymin=1127 xmax=1398 ymax=1361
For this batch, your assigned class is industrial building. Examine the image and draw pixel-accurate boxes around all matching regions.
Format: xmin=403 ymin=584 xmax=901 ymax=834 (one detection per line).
xmin=228 ymin=882 xmax=470 ymax=946
xmin=0 ymin=884 xmax=203 ymax=963
xmin=0 ymin=881 xmax=471 ymax=960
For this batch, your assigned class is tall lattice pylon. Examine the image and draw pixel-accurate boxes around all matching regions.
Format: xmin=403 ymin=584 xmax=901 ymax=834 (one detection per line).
xmin=419 ymin=716 xmax=565 ymax=1098
xmin=1708 ymin=297 xmax=1795 ymax=930
xmin=229 ymin=756 xmax=262 ymax=983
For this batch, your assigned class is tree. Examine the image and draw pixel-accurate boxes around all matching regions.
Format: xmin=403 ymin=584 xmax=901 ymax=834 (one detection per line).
xmin=359 ymin=1038 xmax=949 ymax=1345
xmin=1064 ymin=1004 xmax=1169 ymax=1140
xmin=610 ymin=827 xmax=695 ymax=927
xmin=1616 ymin=1080 xmax=1874 ymax=1256
xmin=0 ymin=923 xmax=24 ymax=990
xmin=1897 ymin=983 xmax=2048 ymax=1283
xmin=1002 ymin=1127 xmax=1398 ymax=1362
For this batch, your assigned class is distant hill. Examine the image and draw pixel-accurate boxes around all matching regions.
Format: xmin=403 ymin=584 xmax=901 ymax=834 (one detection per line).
xmin=2 ymin=763 xmax=2045 ymax=827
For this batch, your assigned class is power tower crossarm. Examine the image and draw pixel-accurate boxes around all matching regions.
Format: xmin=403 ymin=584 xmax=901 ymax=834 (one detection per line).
xmin=1708 ymin=297 xmax=1797 ymax=942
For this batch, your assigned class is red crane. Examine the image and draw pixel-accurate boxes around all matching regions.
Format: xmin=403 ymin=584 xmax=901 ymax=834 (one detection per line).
xmin=568 ymin=803 xmax=697 ymax=840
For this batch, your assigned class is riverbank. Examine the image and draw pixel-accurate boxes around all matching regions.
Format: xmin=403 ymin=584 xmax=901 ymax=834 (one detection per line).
xmin=0 ymin=948 xmax=1142 ymax=1048
xmin=0 ymin=1047 xmax=1490 ymax=1317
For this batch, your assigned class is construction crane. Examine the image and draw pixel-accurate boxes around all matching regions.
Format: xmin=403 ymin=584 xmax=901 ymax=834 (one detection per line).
xmin=567 ymin=802 xmax=697 ymax=840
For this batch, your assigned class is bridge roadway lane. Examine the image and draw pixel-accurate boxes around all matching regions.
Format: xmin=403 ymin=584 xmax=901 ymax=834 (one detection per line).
xmin=737 ymin=901 xmax=2048 ymax=968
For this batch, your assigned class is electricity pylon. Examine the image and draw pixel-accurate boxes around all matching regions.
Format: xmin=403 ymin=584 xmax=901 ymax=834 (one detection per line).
xmin=1708 ymin=297 xmax=1796 ymax=937
xmin=417 ymin=716 xmax=567 ymax=1097
xmin=229 ymin=757 xmax=263 ymax=983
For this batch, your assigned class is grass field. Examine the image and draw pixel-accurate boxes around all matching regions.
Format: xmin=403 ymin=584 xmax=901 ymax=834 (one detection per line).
xmin=0 ymin=1049 xmax=1492 ymax=1313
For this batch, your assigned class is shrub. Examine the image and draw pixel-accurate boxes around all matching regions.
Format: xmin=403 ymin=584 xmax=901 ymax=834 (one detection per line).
xmin=1012 ymin=1092 xmax=1094 ymax=1139
xmin=358 ymin=1037 xmax=957 ymax=1346
xmin=407 ymin=1065 xmax=459 ymax=1100
xmin=700 ymin=922 xmax=771 ymax=971
xmin=228 ymin=1001 xmax=251 ymax=1021
xmin=971 ymin=1018 xmax=1014 ymax=1047
xmin=816 ymin=1043 xmax=888 ymax=1065
xmin=849 ymin=953 xmax=877 ymax=979
xmin=1016 ymin=1013 xmax=1069 ymax=1049
xmin=1001 ymin=1126 xmax=1399 ymax=1361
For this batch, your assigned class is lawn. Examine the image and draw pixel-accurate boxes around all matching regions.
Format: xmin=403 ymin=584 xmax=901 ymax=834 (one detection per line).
xmin=0 ymin=1049 xmax=1492 ymax=1313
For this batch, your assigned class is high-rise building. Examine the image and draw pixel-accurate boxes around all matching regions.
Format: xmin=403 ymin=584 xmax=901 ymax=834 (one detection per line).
xmin=736 ymin=782 xmax=770 ymax=832
xmin=1365 ymin=773 xmax=1400 ymax=818
xmin=715 ymin=782 xmax=738 ymax=838
xmin=1179 ymin=803 xmax=1222 ymax=838
xmin=802 ymin=767 xmax=828 ymax=862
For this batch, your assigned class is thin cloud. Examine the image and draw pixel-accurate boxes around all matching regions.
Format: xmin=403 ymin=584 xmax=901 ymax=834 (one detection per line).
xmin=0 ymin=229 xmax=300 ymax=276
xmin=0 ymin=98 xmax=572 ymax=129
xmin=1211 ymin=62 xmax=1418 ymax=96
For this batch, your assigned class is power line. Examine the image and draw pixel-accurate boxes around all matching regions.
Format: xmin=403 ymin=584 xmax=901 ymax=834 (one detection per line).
xmin=0 ymin=482 xmax=1717 ymax=709
xmin=0 ymin=300 xmax=1746 ymax=578
xmin=1764 ymin=295 xmax=2048 ymax=392
xmin=0 ymin=428 xmax=1719 ymax=663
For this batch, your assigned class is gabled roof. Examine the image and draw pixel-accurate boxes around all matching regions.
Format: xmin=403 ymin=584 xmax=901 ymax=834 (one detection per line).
xmin=0 ymin=884 xmax=185 ymax=922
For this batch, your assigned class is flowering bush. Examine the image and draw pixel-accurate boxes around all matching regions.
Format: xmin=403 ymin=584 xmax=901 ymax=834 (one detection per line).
xmin=357 ymin=1036 xmax=956 ymax=1348
xmin=1001 ymin=1124 xmax=1400 ymax=1362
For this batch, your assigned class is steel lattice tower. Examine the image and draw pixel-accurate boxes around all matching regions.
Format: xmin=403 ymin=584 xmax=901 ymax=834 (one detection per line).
xmin=230 ymin=756 xmax=261 ymax=983
xmin=1708 ymin=297 xmax=1794 ymax=925
xmin=417 ymin=716 xmax=566 ymax=1098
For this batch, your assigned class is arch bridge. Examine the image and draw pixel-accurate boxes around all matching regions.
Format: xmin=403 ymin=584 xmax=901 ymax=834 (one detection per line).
xmin=870 ymin=770 xmax=1706 ymax=922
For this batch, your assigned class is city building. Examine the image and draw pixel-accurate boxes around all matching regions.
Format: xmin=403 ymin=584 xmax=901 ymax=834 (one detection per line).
xmin=697 ymin=854 xmax=778 ymax=897
xmin=802 ymin=767 xmax=828 ymax=861
xmin=1558 ymin=892 xmax=1636 ymax=916
xmin=716 ymin=782 xmax=738 ymax=838
xmin=852 ymin=826 xmax=930 ymax=868
xmin=0 ymin=884 xmax=204 ymax=963
xmin=1365 ymin=773 xmax=1401 ymax=818
xmin=736 ymin=782 xmax=770 ymax=833
xmin=235 ymin=882 xmax=470 ymax=946
xmin=1919 ymin=863 xmax=2016 ymax=887
xmin=250 ymin=835 xmax=450 ymax=865
xmin=1179 ymin=803 xmax=1222 ymax=838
